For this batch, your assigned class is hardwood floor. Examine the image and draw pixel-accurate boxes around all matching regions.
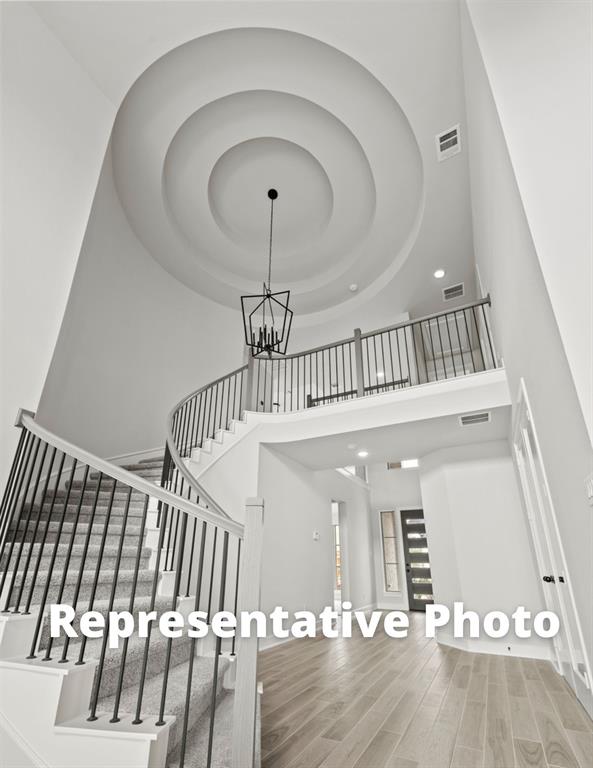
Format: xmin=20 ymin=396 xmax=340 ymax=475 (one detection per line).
xmin=258 ymin=613 xmax=592 ymax=768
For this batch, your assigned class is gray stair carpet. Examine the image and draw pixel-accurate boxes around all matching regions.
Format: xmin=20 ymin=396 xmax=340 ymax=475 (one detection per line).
xmin=5 ymin=455 xmax=234 ymax=767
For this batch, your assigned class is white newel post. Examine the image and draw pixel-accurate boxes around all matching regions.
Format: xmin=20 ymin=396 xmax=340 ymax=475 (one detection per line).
xmin=232 ymin=497 xmax=264 ymax=768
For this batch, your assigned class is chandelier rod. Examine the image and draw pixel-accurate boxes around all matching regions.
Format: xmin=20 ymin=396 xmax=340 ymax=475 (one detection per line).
xmin=267 ymin=197 xmax=274 ymax=290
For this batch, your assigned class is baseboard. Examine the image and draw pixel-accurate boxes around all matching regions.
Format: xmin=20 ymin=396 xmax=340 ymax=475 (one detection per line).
xmin=436 ymin=630 xmax=552 ymax=661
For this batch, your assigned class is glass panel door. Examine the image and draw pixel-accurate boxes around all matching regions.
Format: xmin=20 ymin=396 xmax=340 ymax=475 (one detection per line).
xmin=401 ymin=509 xmax=433 ymax=611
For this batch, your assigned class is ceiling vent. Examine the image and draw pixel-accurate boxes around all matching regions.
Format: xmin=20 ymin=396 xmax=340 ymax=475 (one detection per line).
xmin=436 ymin=124 xmax=461 ymax=161
xmin=443 ymin=282 xmax=464 ymax=301
xmin=459 ymin=412 xmax=491 ymax=427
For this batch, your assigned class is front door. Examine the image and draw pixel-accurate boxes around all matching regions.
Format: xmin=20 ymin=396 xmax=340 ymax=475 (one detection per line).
xmin=401 ymin=509 xmax=433 ymax=611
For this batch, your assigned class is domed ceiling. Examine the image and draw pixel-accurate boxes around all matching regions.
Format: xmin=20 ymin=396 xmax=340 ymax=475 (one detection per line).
xmin=111 ymin=27 xmax=423 ymax=317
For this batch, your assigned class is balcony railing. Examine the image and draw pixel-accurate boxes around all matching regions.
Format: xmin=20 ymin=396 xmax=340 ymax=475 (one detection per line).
xmin=247 ymin=295 xmax=497 ymax=413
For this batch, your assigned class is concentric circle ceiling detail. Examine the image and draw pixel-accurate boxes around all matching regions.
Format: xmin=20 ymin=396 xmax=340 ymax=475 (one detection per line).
xmin=111 ymin=27 xmax=423 ymax=316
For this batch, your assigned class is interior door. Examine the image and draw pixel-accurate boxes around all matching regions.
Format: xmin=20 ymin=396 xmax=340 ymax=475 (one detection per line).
xmin=513 ymin=380 xmax=591 ymax=697
xmin=401 ymin=509 xmax=433 ymax=611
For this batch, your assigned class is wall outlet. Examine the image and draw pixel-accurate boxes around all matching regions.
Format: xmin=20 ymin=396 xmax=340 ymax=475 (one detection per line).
xmin=313 ymin=530 xmax=320 ymax=541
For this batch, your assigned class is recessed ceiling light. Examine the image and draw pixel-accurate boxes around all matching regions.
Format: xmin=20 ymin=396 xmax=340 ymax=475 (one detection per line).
xmin=433 ymin=269 xmax=446 ymax=279
xmin=349 ymin=284 xmax=358 ymax=292
xmin=400 ymin=458 xmax=419 ymax=469
xmin=377 ymin=371 xmax=385 ymax=379
xmin=357 ymin=450 xmax=369 ymax=458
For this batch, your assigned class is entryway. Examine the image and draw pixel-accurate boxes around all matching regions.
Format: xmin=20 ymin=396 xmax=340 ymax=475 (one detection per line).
xmin=400 ymin=509 xmax=433 ymax=611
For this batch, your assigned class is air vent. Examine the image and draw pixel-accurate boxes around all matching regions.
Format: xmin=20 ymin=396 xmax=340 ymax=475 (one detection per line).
xmin=459 ymin=412 xmax=491 ymax=427
xmin=443 ymin=282 xmax=464 ymax=301
xmin=436 ymin=124 xmax=461 ymax=161
xmin=387 ymin=459 xmax=419 ymax=470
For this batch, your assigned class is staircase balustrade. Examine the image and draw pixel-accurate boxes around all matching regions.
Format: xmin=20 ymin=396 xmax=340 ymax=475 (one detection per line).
xmin=0 ymin=297 xmax=497 ymax=768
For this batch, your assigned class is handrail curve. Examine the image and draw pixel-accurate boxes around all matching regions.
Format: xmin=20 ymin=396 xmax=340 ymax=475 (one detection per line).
xmin=19 ymin=410 xmax=244 ymax=538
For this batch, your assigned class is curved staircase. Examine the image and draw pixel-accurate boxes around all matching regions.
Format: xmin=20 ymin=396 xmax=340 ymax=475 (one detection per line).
xmin=0 ymin=298 xmax=496 ymax=768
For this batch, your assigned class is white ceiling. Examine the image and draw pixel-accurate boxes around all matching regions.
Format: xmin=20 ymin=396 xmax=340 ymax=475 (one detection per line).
xmin=272 ymin=405 xmax=511 ymax=470
xmin=32 ymin=1 xmax=477 ymax=325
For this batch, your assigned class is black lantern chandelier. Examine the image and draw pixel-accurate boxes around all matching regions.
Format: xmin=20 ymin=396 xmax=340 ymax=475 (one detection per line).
xmin=241 ymin=189 xmax=293 ymax=358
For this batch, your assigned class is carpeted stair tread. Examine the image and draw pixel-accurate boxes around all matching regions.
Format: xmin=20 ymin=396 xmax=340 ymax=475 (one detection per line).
xmin=1 ymin=541 xmax=151 ymax=571
xmin=85 ymin=631 xmax=194 ymax=701
xmin=8 ymin=566 xmax=156 ymax=606
xmin=97 ymin=653 xmax=229 ymax=755
xmin=167 ymin=690 xmax=234 ymax=768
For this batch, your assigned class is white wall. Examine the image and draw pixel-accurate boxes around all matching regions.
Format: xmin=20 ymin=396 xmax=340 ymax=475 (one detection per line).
xmin=367 ymin=463 xmax=423 ymax=611
xmin=420 ymin=442 xmax=548 ymax=658
xmin=464 ymin=0 xmax=593 ymax=445
xmin=257 ymin=447 xmax=375 ymax=646
xmin=30 ymin=0 xmax=479 ymax=462
xmin=461 ymin=2 xmax=593 ymax=671
xmin=35 ymin=149 xmax=245 ymax=459
xmin=0 ymin=3 xmax=114 ymax=484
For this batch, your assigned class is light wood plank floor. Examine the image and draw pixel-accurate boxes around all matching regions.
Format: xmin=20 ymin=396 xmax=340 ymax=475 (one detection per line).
xmin=258 ymin=613 xmax=592 ymax=768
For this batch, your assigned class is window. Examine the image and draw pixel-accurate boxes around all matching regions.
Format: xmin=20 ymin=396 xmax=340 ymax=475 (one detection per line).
xmin=380 ymin=510 xmax=399 ymax=592
xmin=334 ymin=524 xmax=342 ymax=589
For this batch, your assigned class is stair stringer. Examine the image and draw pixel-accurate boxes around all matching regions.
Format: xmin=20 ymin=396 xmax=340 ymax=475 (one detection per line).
xmin=0 ymin=650 xmax=172 ymax=768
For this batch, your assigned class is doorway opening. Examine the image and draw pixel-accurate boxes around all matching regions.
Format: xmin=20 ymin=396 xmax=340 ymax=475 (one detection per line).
xmin=400 ymin=509 xmax=434 ymax=611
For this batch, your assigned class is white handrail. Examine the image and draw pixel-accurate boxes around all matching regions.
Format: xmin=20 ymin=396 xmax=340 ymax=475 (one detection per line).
xmin=17 ymin=410 xmax=244 ymax=540
xmin=165 ymin=406 xmax=233 ymax=521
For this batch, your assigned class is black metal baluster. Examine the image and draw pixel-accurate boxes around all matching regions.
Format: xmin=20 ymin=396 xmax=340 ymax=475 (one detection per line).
xmin=75 ymin=477 xmax=118 ymax=665
xmin=42 ymin=464 xmax=90 ymax=658
xmin=238 ymin=370 xmax=244 ymax=417
xmin=110 ymin=492 xmax=150 ymax=723
xmin=462 ymin=309 xmax=478 ymax=372
xmin=0 ymin=436 xmax=41 ymax=611
xmin=13 ymin=445 xmax=57 ymax=614
xmin=0 ymin=429 xmax=26 ymax=536
xmin=402 ymin=326 xmax=412 ymax=387
xmin=230 ymin=538 xmax=241 ymax=657
xmin=185 ymin=516 xmax=197 ymax=597
xmin=59 ymin=471 xmax=104 ymax=662
xmin=206 ymin=528 xmax=218 ymax=621
xmin=426 ymin=321 xmax=439 ymax=380
xmin=206 ymin=530 xmax=229 ymax=768
xmin=417 ymin=321 xmax=430 ymax=382
xmin=22 ymin=451 xmax=65 ymax=621
xmin=189 ymin=395 xmax=198 ymax=453
xmin=349 ymin=343 xmax=354 ymax=398
xmin=177 ymin=520 xmax=208 ymax=766
xmin=0 ymin=433 xmax=32 ymax=552
xmin=4 ymin=440 xmax=48 ymax=612
xmin=133 ymin=501 xmax=171 ymax=724
xmin=453 ymin=311 xmax=468 ymax=374
xmin=88 ymin=485 xmax=133 ymax=718
xmin=444 ymin=313 xmax=458 ymax=377
xmin=471 ymin=306 xmax=486 ymax=371
xmin=480 ymin=303 xmax=496 ymax=369
xmin=155 ymin=511 xmax=189 ymax=726
xmin=30 ymin=457 xmax=78 ymax=658
xmin=200 ymin=389 xmax=209 ymax=448
xmin=435 ymin=316 xmax=448 ymax=379
xmin=314 ymin=351 xmax=318 ymax=403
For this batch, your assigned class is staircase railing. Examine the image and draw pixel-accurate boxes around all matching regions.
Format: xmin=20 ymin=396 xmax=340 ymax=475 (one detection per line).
xmin=248 ymin=295 xmax=497 ymax=413
xmin=0 ymin=409 xmax=244 ymax=768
